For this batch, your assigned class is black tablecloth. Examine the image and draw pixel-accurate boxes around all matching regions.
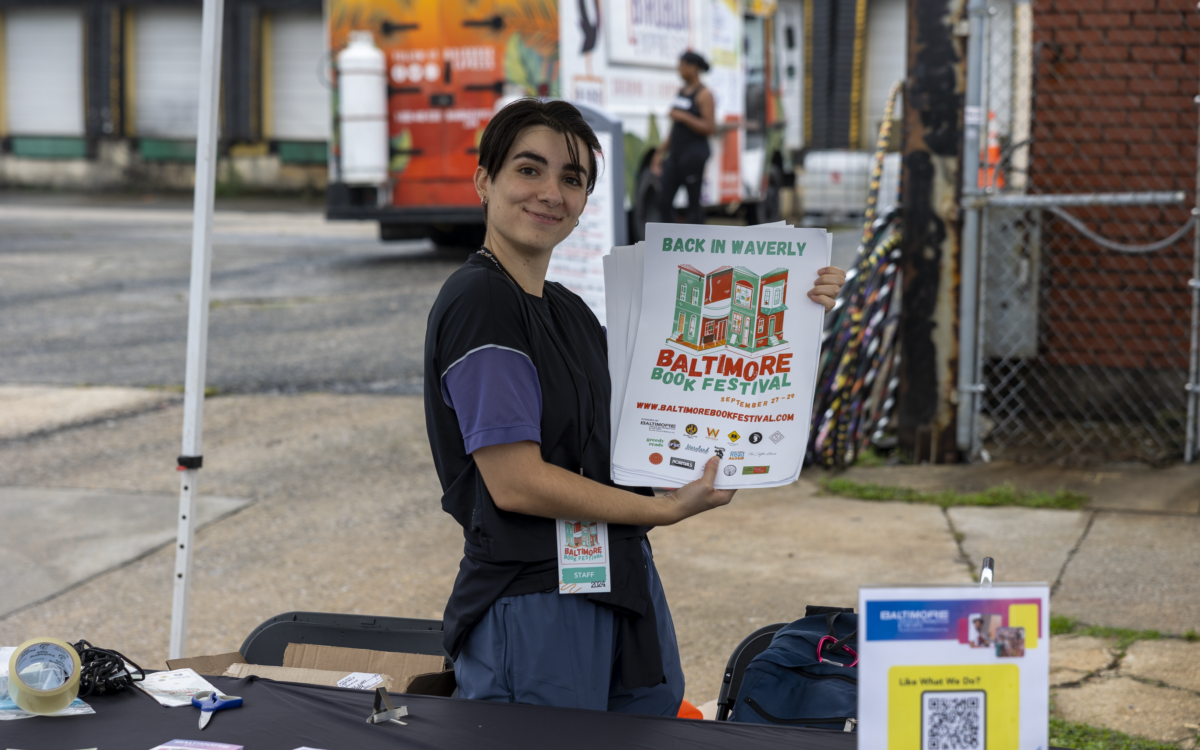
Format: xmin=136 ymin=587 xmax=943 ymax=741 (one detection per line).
xmin=0 ymin=675 xmax=857 ymax=750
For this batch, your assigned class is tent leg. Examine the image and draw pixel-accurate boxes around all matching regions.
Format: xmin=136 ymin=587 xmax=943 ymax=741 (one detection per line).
xmin=170 ymin=470 xmax=200 ymax=660
xmin=170 ymin=0 xmax=224 ymax=661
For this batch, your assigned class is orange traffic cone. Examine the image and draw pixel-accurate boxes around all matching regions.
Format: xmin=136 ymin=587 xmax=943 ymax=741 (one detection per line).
xmin=979 ymin=111 xmax=1005 ymax=189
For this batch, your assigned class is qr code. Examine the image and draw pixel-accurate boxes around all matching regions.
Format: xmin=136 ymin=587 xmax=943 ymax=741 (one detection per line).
xmin=922 ymin=690 xmax=985 ymax=750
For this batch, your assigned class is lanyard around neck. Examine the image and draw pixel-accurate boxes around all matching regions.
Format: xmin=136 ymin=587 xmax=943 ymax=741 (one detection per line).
xmin=476 ymin=246 xmax=599 ymax=469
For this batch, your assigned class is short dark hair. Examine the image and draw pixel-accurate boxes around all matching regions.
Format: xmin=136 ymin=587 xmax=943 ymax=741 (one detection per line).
xmin=478 ymin=99 xmax=602 ymax=216
xmin=680 ymin=51 xmax=710 ymax=72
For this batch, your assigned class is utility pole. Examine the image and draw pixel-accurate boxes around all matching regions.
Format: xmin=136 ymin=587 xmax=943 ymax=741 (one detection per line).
xmin=897 ymin=0 xmax=968 ymax=463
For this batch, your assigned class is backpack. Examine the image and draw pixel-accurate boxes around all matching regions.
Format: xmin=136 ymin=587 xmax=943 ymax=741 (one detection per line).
xmin=727 ymin=606 xmax=858 ymax=731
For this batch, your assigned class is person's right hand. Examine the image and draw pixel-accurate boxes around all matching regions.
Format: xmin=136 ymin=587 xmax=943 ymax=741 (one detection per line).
xmin=663 ymin=456 xmax=736 ymax=523
xmin=651 ymin=150 xmax=664 ymax=177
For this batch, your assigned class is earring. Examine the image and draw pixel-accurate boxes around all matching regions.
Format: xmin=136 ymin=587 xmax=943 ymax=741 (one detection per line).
xmin=575 ymin=220 xmax=580 ymax=228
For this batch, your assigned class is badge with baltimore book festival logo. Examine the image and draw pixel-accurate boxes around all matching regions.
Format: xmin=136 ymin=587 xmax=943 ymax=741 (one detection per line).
xmin=555 ymin=519 xmax=612 ymax=594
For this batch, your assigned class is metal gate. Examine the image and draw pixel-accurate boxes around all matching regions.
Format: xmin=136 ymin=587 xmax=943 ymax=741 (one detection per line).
xmin=957 ymin=0 xmax=1200 ymax=464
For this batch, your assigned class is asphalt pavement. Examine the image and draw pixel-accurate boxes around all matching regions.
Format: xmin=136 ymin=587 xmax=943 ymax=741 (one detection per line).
xmin=0 ymin=193 xmax=469 ymax=394
xmin=0 ymin=194 xmax=861 ymax=395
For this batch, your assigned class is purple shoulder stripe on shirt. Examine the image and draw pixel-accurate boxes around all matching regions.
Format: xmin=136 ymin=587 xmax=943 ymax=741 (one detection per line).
xmin=442 ymin=347 xmax=542 ymax=454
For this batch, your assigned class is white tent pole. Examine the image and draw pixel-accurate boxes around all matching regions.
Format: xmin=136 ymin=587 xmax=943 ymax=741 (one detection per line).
xmin=170 ymin=0 xmax=225 ymax=661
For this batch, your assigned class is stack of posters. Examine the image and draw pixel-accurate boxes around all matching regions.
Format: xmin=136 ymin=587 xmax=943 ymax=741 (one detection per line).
xmin=605 ymin=222 xmax=831 ymax=489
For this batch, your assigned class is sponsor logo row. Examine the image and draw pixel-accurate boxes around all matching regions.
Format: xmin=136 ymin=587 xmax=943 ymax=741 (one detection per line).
xmin=647 ymin=454 xmax=770 ymax=476
xmin=643 ymin=419 xmax=784 ymax=446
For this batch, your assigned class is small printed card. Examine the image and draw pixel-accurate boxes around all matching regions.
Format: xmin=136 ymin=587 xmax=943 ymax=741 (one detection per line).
xmin=335 ymin=672 xmax=385 ymax=690
xmin=135 ymin=669 xmax=218 ymax=708
xmin=555 ymin=520 xmax=612 ymax=594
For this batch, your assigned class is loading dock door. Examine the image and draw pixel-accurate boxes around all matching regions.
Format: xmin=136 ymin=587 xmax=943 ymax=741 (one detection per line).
xmin=134 ymin=8 xmax=203 ymax=138
xmin=268 ymin=11 xmax=330 ymax=141
xmin=862 ymin=0 xmax=905 ymax=148
xmin=775 ymin=0 xmax=803 ymax=152
xmin=3 ymin=8 xmax=85 ymax=136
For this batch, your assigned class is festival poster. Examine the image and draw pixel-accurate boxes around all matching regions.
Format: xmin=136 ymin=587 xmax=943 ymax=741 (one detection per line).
xmin=857 ymin=585 xmax=1051 ymax=750
xmin=611 ymin=222 xmax=830 ymax=489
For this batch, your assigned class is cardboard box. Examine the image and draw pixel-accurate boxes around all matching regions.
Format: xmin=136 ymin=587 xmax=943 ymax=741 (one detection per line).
xmin=169 ymin=644 xmax=455 ymax=697
xmin=283 ymin=644 xmax=450 ymax=696
xmin=166 ymin=652 xmax=247 ymax=676
xmin=223 ymin=662 xmax=394 ymax=690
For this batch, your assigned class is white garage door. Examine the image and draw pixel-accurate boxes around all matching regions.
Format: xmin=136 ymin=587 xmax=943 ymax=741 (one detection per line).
xmin=3 ymin=8 xmax=84 ymax=136
xmin=135 ymin=7 xmax=203 ymax=138
xmin=775 ymin=0 xmax=803 ymax=151
xmin=862 ymin=0 xmax=906 ymax=148
xmin=269 ymin=11 xmax=330 ymax=140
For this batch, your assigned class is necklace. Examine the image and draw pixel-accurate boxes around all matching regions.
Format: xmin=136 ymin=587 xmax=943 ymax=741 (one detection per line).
xmin=476 ymin=245 xmax=501 ymax=267
xmin=476 ymin=246 xmax=515 ymax=286
xmin=477 ymin=247 xmax=525 ymax=291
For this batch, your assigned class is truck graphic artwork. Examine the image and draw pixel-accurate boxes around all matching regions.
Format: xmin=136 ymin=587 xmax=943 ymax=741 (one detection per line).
xmin=670 ymin=264 xmax=788 ymax=353
xmin=325 ymin=0 xmax=803 ymax=247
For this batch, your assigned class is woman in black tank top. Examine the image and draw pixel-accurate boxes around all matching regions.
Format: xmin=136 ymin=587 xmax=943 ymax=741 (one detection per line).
xmin=651 ymin=51 xmax=717 ymax=224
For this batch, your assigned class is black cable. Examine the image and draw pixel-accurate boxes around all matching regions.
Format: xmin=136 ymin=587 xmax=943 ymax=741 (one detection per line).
xmin=70 ymin=640 xmax=145 ymax=697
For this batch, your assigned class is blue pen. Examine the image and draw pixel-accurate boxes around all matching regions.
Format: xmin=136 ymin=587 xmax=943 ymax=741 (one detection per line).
xmin=190 ymin=690 xmax=244 ymax=730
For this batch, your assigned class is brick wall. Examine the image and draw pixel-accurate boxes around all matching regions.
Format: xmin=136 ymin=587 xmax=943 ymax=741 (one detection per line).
xmin=1029 ymin=0 xmax=1196 ymax=371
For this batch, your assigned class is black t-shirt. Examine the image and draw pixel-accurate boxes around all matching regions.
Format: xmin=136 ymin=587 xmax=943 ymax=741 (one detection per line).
xmin=424 ymin=253 xmax=656 ymax=664
xmin=668 ymin=85 xmax=711 ymax=161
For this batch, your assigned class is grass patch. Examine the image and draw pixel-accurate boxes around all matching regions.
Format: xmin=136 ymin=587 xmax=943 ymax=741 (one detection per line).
xmin=1050 ymin=615 xmax=1162 ymax=651
xmin=1049 ymin=718 xmax=1181 ymax=750
xmin=852 ymin=447 xmax=890 ymax=468
xmin=148 ymin=385 xmax=222 ymax=397
xmin=820 ymin=478 xmax=1090 ymax=510
xmin=1185 ymin=629 xmax=1199 ymax=643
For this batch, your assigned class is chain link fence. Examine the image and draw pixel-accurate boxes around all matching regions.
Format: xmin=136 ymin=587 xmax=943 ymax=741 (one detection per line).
xmin=961 ymin=0 xmax=1199 ymax=464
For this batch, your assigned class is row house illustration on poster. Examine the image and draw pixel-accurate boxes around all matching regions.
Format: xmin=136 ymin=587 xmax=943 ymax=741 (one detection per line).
xmin=671 ymin=264 xmax=789 ymax=354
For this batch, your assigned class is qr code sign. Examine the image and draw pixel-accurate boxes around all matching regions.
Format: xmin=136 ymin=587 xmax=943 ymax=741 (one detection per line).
xmin=922 ymin=690 xmax=985 ymax=750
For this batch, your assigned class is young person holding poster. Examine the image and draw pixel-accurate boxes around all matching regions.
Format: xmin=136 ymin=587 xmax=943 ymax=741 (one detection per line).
xmin=423 ymin=99 xmax=845 ymax=714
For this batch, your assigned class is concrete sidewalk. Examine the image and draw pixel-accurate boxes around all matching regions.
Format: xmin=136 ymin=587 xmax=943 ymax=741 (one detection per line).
xmin=0 ymin=388 xmax=1196 ymax=745
xmin=838 ymin=462 xmax=1200 ymax=746
xmin=0 ymin=385 xmax=176 ymax=441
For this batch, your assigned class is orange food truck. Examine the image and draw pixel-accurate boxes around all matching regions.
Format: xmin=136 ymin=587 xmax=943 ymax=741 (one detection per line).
xmin=324 ymin=0 xmax=799 ymax=244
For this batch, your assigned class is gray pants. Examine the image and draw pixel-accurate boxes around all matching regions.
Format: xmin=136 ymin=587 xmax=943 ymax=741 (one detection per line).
xmin=453 ymin=539 xmax=686 ymax=714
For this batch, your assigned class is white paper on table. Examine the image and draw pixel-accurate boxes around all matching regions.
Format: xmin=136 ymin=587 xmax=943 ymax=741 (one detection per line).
xmin=611 ymin=223 xmax=830 ymax=489
xmin=0 ymin=696 xmax=95 ymax=720
xmin=336 ymin=672 xmax=386 ymax=690
xmin=149 ymin=741 xmax=243 ymax=750
xmin=135 ymin=668 xmax=219 ymax=707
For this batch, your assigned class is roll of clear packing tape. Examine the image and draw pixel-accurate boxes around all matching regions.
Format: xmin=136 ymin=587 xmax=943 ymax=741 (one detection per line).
xmin=7 ymin=638 xmax=81 ymax=715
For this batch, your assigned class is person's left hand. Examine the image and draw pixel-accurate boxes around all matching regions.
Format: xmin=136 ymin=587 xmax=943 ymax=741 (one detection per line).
xmin=668 ymin=108 xmax=685 ymax=122
xmin=808 ymin=266 xmax=847 ymax=312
